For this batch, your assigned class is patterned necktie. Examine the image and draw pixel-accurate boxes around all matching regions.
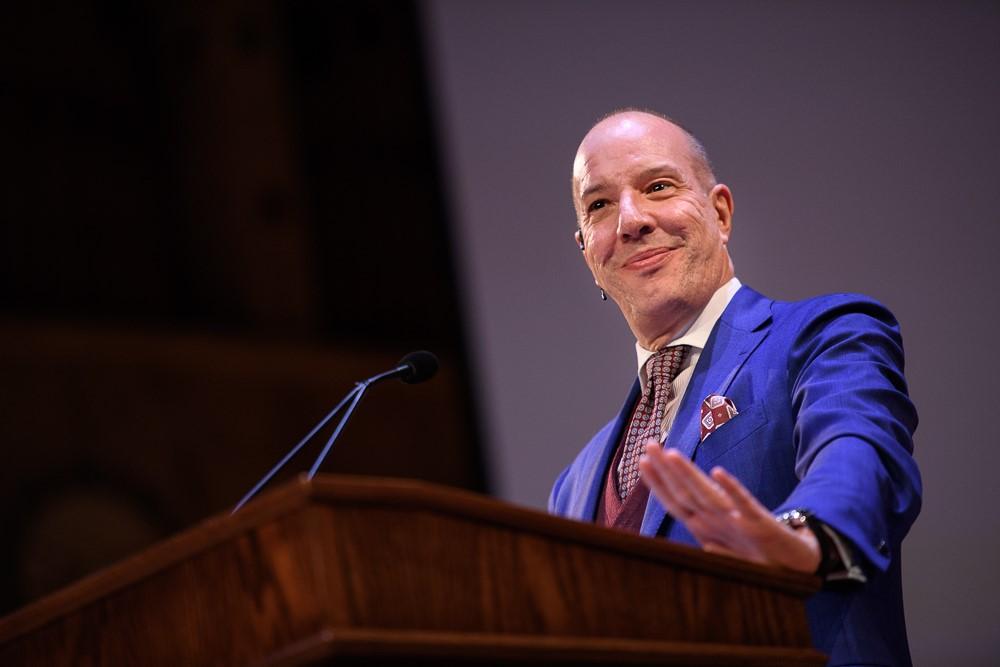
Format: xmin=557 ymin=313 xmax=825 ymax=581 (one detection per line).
xmin=617 ymin=345 xmax=691 ymax=499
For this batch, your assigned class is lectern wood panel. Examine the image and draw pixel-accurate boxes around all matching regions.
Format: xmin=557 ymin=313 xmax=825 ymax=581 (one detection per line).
xmin=0 ymin=476 xmax=824 ymax=666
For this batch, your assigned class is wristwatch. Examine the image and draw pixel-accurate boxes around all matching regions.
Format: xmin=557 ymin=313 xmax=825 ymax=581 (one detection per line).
xmin=776 ymin=508 xmax=840 ymax=578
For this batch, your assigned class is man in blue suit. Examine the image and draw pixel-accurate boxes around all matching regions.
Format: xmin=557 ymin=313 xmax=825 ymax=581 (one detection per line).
xmin=549 ymin=110 xmax=921 ymax=666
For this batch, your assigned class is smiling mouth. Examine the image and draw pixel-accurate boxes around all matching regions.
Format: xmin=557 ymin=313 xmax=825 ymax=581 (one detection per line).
xmin=624 ymin=247 xmax=673 ymax=269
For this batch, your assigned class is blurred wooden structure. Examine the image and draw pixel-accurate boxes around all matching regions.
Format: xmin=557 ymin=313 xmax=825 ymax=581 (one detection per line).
xmin=0 ymin=323 xmax=479 ymax=611
xmin=0 ymin=475 xmax=825 ymax=665
xmin=1 ymin=0 xmax=481 ymax=616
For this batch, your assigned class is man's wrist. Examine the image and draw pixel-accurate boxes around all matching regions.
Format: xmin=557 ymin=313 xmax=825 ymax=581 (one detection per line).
xmin=776 ymin=509 xmax=867 ymax=584
xmin=776 ymin=509 xmax=834 ymax=576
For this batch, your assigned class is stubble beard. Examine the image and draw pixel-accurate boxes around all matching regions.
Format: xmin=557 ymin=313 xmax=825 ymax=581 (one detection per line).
xmin=620 ymin=244 xmax=728 ymax=348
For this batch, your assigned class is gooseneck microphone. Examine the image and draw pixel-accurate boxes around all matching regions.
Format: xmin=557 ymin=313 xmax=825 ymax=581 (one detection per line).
xmin=231 ymin=350 xmax=438 ymax=513
xmin=395 ymin=350 xmax=439 ymax=384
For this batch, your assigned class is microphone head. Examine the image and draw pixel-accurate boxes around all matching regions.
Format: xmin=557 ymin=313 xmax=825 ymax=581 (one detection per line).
xmin=398 ymin=350 xmax=439 ymax=384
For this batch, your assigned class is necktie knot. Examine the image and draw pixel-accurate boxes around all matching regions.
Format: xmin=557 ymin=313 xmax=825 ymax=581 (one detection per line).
xmin=643 ymin=345 xmax=690 ymax=397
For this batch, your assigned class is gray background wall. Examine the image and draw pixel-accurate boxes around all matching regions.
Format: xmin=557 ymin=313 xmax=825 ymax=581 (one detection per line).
xmin=423 ymin=1 xmax=1000 ymax=664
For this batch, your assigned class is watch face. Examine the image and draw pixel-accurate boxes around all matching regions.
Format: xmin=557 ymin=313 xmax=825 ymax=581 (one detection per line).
xmin=778 ymin=509 xmax=812 ymax=528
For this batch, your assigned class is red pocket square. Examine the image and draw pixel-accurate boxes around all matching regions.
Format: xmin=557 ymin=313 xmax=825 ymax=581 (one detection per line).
xmin=700 ymin=394 xmax=739 ymax=441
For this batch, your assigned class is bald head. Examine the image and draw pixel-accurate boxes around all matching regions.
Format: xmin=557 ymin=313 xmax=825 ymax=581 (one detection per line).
xmin=573 ymin=110 xmax=716 ymax=222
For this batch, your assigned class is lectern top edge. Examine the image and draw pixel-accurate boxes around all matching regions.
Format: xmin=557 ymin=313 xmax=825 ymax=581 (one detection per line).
xmin=301 ymin=475 xmax=819 ymax=592
xmin=0 ymin=474 xmax=819 ymax=645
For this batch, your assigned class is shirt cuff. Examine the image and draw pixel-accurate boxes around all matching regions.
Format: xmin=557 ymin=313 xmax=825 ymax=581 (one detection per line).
xmin=818 ymin=522 xmax=867 ymax=585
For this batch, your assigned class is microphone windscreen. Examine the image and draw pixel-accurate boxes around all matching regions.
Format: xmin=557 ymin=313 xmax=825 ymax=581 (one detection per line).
xmin=398 ymin=350 xmax=439 ymax=384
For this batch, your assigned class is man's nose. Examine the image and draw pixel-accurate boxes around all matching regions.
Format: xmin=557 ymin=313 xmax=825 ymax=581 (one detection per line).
xmin=617 ymin=191 xmax=655 ymax=240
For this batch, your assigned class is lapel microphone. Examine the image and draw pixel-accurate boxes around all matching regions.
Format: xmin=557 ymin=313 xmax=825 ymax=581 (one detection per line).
xmin=231 ymin=350 xmax=438 ymax=513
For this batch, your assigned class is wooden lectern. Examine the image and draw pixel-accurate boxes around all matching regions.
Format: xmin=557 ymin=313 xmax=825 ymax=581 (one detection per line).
xmin=0 ymin=475 xmax=825 ymax=665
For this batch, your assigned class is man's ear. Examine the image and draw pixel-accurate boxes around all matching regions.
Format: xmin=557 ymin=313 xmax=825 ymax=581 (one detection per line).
xmin=711 ymin=184 xmax=734 ymax=242
xmin=574 ymin=229 xmax=585 ymax=251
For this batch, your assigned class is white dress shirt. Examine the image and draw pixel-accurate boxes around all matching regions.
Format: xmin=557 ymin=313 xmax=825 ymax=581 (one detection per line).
xmin=634 ymin=277 xmax=742 ymax=443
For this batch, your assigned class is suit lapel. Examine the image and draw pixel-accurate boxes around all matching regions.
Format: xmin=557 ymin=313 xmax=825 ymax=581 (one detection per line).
xmin=640 ymin=286 xmax=774 ymax=536
xmin=570 ymin=380 xmax=641 ymax=521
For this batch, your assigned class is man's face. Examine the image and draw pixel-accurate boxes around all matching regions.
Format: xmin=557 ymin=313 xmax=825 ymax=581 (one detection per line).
xmin=572 ymin=112 xmax=734 ymax=346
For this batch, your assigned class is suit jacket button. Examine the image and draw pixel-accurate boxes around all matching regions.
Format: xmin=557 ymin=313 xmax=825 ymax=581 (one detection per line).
xmin=877 ymin=540 xmax=890 ymax=556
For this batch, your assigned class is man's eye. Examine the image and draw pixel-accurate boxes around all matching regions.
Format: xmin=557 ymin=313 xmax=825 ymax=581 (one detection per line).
xmin=588 ymin=199 xmax=607 ymax=212
xmin=649 ymin=182 xmax=673 ymax=193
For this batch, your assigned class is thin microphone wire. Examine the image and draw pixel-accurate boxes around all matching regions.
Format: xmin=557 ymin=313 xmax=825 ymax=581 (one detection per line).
xmin=306 ymin=364 xmax=407 ymax=479
xmin=230 ymin=383 xmax=363 ymax=514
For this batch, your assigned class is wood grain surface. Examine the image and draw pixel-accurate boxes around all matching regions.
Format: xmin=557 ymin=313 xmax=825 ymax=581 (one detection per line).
xmin=0 ymin=475 xmax=824 ymax=666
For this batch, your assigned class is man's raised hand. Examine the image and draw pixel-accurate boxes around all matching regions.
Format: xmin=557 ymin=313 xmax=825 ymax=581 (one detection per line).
xmin=638 ymin=441 xmax=821 ymax=573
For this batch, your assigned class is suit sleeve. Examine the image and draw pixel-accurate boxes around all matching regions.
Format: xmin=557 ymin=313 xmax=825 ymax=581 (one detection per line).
xmin=775 ymin=296 xmax=922 ymax=574
xmin=548 ymin=464 xmax=572 ymax=515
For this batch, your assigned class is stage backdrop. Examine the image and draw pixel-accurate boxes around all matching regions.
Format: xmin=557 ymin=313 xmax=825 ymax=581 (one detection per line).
xmin=423 ymin=1 xmax=1000 ymax=664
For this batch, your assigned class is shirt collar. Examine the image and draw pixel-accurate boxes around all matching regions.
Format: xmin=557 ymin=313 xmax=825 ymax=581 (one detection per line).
xmin=635 ymin=277 xmax=742 ymax=390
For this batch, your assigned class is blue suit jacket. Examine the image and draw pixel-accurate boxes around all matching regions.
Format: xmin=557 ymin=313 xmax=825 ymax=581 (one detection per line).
xmin=549 ymin=286 xmax=921 ymax=667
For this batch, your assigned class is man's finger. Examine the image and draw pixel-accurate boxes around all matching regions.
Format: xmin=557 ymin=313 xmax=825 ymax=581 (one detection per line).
xmin=639 ymin=444 xmax=695 ymax=520
xmin=638 ymin=445 xmax=681 ymax=504
xmin=704 ymin=541 xmax=767 ymax=565
xmin=703 ymin=541 xmax=738 ymax=558
xmin=652 ymin=449 xmax=705 ymax=514
xmin=658 ymin=451 xmax=706 ymax=512
xmin=662 ymin=449 xmax=731 ymax=514
xmin=711 ymin=466 xmax=770 ymax=519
